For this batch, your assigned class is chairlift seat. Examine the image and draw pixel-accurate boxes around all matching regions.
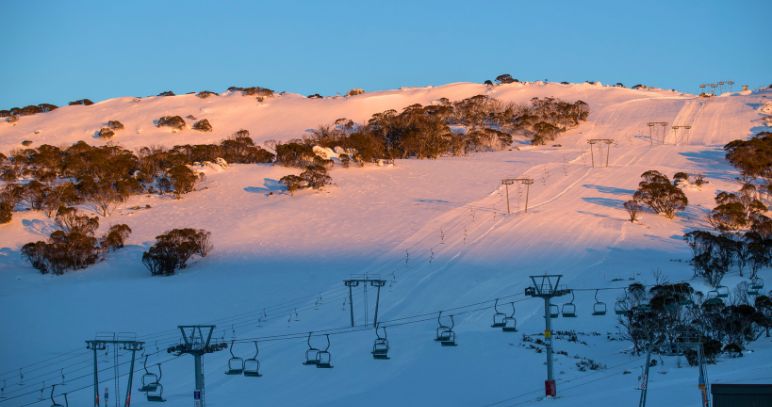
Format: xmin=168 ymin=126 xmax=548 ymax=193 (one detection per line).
xmin=562 ymin=304 xmax=577 ymax=318
xmin=303 ymin=349 xmax=320 ymax=366
xmin=491 ymin=312 xmax=506 ymax=328
xmin=316 ymin=351 xmax=333 ymax=368
xmin=146 ymin=383 xmax=166 ymax=403
xmin=243 ymin=359 xmax=261 ymax=377
xmin=439 ymin=330 xmax=457 ymax=346
xmin=549 ymin=304 xmax=560 ymax=318
xmin=750 ymin=277 xmax=764 ymax=290
xmin=502 ymin=316 xmax=517 ymax=332
xmin=225 ymin=357 xmax=244 ymax=375
xmin=592 ymin=302 xmax=607 ymax=316
xmin=139 ymin=372 xmax=159 ymax=392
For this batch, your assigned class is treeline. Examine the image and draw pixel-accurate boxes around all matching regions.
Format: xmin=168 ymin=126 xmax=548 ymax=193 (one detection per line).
xmin=681 ymin=131 xmax=771 ymax=289
xmin=0 ymin=130 xmax=274 ymax=220
xmin=618 ymin=282 xmax=771 ymax=362
xmin=282 ymin=95 xmax=589 ymax=164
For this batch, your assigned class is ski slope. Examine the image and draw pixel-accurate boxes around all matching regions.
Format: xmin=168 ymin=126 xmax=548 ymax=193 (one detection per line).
xmin=0 ymin=82 xmax=770 ymax=407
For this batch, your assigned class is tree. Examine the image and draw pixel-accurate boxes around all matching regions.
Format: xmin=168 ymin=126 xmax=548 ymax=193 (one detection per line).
xmin=633 ymin=170 xmax=688 ymax=218
xmin=167 ymin=165 xmax=198 ymax=198
xmin=683 ymin=231 xmax=733 ymax=287
xmin=0 ymin=200 xmax=11 ymax=224
xmin=300 ymin=165 xmax=332 ymax=190
xmin=142 ymin=228 xmax=212 ymax=276
xmin=495 ymin=74 xmax=516 ymax=84
xmin=724 ymin=132 xmax=771 ymax=180
xmin=623 ymin=200 xmax=642 ymax=222
xmin=102 ymin=224 xmax=132 ymax=251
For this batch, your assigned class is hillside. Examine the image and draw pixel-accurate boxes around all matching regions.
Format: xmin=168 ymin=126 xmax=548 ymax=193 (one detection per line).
xmin=0 ymin=82 xmax=770 ymax=407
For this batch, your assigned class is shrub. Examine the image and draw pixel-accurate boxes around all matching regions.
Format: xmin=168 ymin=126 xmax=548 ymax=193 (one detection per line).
xmin=300 ymin=164 xmax=331 ymax=189
xmin=623 ymin=200 xmax=641 ymax=222
xmin=97 ymin=128 xmax=115 ymax=139
xmin=157 ymin=91 xmax=175 ymax=97
xmin=102 ymin=224 xmax=132 ymax=251
xmin=276 ymin=142 xmax=315 ymax=167
xmin=724 ymin=132 xmax=771 ymax=180
xmin=307 ymin=93 xmax=322 ymax=99
xmin=192 ymin=119 xmax=213 ymax=132
xmin=196 ymin=90 xmax=217 ymax=98
xmin=21 ymin=209 xmax=128 ymax=274
xmin=228 ymin=86 xmax=274 ymax=96
xmin=633 ymin=170 xmax=688 ymax=218
xmin=156 ymin=116 xmax=186 ymax=131
xmin=495 ymin=74 xmax=516 ymax=84
xmin=347 ymin=88 xmax=365 ymax=96
xmin=483 ymin=80 xmax=493 ymax=86
xmin=142 ymin=228 xmax=212 ymax=275
xmin=683 ymin=231 xmax=734 ymax=287
xmin=166 ymin=165 xmax=198 ymax=198
xmin=0 ymin=200 xmax=11 ymax=224
xmin=69 ymin=99 xmax=94 ymax=106
xmin=280 ymin=174 xmax=305 ymax=195
xmin=106 ymin=120 xmax=124 ymax=130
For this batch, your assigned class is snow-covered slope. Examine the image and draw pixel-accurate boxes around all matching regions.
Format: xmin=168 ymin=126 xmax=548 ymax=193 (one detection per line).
xmin=0 ymin=82 xmax=770 ymax=407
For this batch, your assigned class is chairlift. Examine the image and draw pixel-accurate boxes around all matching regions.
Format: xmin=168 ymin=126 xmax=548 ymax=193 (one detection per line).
xmin=750 ymin=277 xmax=764 ymax=293
xmin=303 ymin=332 xmax=320 ymax=366
xmin=706 ymin=289 xmax=719 ymax=300
xmin=49 ymin=384 xmax=68 ymax=407
xmin=491 ymin=299 xmax=506 ymax=328
xmin=145 ymin=364 xmax=166 ymax=402
xmin=592 ymin=290 xmax=607 ymax=316
xmin=502 ymin=302 xmax=517 ymax=332
xmin=315 ymin=334 xmax=333 ymax=368
xmin=225 ymin=341 xmax=244 ymax=375
xmin=434 ymin=312 xmax=457 ymax=346
xmin=561 ymin=291 xmax=577 ymax=317
xmin=716 ymin=285 xmax=729 ymax=298
xmin=138 ymin=355 xmax=160 ymax=393
xmin=372 ymin=323 xmax=390 ymax=360
xmin=243 ymin=342 xmax=262 ymax=377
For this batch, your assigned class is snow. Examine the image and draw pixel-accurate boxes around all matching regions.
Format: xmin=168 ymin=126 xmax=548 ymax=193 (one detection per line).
xmin=0 ymin=82 xmax=770 ymax=407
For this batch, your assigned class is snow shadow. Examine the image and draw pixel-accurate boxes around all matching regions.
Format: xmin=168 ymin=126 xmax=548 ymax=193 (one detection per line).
xmin=583 ymin=184 xmax=635 ymax=196
xmin=582 ymin=197 xmax=625 ymax=209
xmin=244 ymin=178 xmax=287 ymax=195
xmin=21 ymin=218 xmax=57 ymax=236
xmin=678 ymin=149 xmax=735 ymax=182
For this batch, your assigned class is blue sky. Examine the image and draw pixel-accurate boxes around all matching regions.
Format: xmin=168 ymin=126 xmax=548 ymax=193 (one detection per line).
xmin=2 ymin=0 xmax=770 ymax=108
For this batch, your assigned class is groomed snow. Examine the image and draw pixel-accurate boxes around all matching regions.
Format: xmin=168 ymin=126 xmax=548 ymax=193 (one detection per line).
xmin=0 ymin=82 xmax=770 ymax=407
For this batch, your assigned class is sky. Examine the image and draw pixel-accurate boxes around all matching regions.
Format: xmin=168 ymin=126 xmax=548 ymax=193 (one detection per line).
xmin=1 ymin=0 xmax=770 ymax=108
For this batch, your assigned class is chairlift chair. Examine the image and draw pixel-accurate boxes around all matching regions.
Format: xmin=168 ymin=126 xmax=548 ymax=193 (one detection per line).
xmin=146 ymin=382 xmax=166 ymax=403
xmin=50 ymin=384 xmax=68 ymax=407
xmin=303 ymin=332 xmax=320 ymax=366
xmin=315 ymin=334 xmax=333 ymax=368
xmin=491 ymin=299 xmax=506 ymax=328
xmin=437 ymin=313 xmax=457 ymax=346
xmin=716 ymin=285 xmax=730 ymax=298
xmin=138 ymin=355 xmax=159 ymax=393
xmin=225 ymin=341 xmax=244 ymax=375
xmin=501 ymin=302 xmax=517 ymax=332
xmin=706 ymin=289 xmax=719 ymax=300
xmin=549 ymin=304 xmax=560 ymax=318
xmin=615 ymin=289 xmax=628 ymax=315
xmin=243 ymin=342 xmax=262 ymax=377
xmin=371 ymin=323 xmax=390 ymax=360
xmin=561 ymin=291 xmax=577 ymax=318
xmin=592 ymin=290 xmax=607 ymax=316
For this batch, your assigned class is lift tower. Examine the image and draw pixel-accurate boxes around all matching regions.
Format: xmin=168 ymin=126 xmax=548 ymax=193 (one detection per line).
xmin=86 ymin=335 xmax=144 ymax=407
xmin=344 ymin=275 xmax=386 ymax=327
xmin=525 ymin=274 xmax=570 ymax=397
xmin=167 ymin=325 xmax=227 ymax=407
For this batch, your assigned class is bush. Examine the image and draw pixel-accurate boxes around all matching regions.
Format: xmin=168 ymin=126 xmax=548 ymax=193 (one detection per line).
xmin=0 ymin=200 xmax=11 ymax=224
xmin=623 ymin=200 xmax=641 ymax=222
xmin=633 ymin=170 xmax=688 ymax=218
xmin=142 ymin=228 xmax=212 ymax=275
xmin=192 ymin=119 xmax=213 ymax=132
xmin=280 ymin=174 xmax=305 ymax=195
xmin=69 ymin=99 xmax=94 ymax=106
xmin=276 ymin=142 xmax=315 ymax=167
xmin=196 ymin=90 xmax=217 ymax=98
xmin=102 ymin=224 xmax=132 ymax=251
xmin=347 ymin=88 xmax=365 ymax=96
xmin=21 ymin=209 xmax=129 ymax=274
xmin=300 ymin=164 xmax=331 ymax=189
xmin=495 ymin=74 xmax=516 ymax=84
xmin=97 ymin=128 xmax=115 ymax=139
xmin=724 ymin=132 xmax=771 ymax=180
xmin=684 ymin=231 xmax=734 ymax=287
xmin=228 ymin=86 xmax=274 ymax=97
xmin=106 ymin=120 xmax=124 ymax=130
xmin=156 ymin=116 xmax=186 ymax=131
xmin=166 ymin=165 xmax=198 ymax=198
xmin=157 ymin=91 xmax=175 ymax=97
